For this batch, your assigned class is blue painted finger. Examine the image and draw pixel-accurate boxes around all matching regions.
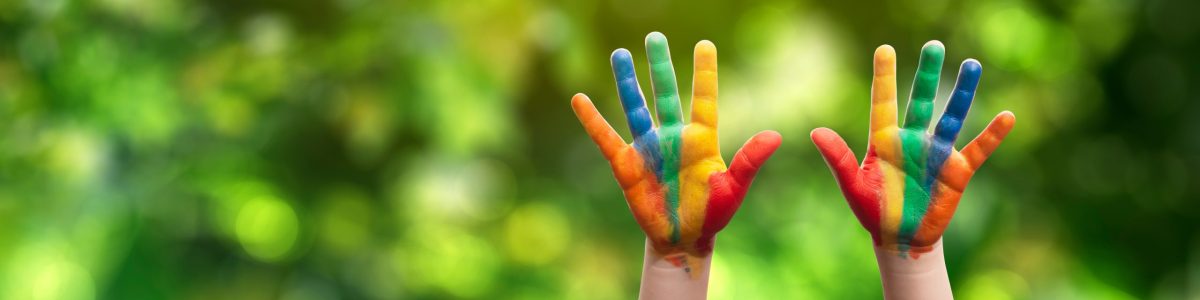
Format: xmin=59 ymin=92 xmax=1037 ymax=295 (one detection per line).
xmin=932 ymin=59 xmax=982 ymax=143
xmin=612 ymin=48 xmax=655 ymax=139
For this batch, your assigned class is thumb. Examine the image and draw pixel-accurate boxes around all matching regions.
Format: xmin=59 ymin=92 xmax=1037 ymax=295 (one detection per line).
xmin=695 ymin=130 xmax=781 ymax=253
xmin=726 ymin=130 xmax=783 ymax=187
xmin=810 ymin=128 xmax=860 ymax=187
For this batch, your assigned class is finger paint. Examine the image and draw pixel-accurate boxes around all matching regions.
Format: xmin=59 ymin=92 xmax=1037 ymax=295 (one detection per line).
xmin=814 ymin=43 xmax=1013 ymax=258
xmin=574 ymin=33 xmax=781 ymax=275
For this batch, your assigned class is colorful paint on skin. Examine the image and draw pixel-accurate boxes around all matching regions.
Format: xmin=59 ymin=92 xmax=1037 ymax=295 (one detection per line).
xmin=571 ymin=32 xmax=782 ymax=274
xmin=811 ymin=41 xmax=1017 ymax=258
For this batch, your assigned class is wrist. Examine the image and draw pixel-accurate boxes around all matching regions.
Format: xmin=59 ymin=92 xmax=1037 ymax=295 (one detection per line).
xmin=873 ymin=238 xmax=953 ymax=300
xmin=639 ymin=239 xmax=712 ymax=300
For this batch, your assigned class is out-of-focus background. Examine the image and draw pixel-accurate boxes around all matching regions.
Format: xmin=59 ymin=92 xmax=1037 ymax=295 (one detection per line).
xmin=0 ymin=0 xmax=1196 ymax=298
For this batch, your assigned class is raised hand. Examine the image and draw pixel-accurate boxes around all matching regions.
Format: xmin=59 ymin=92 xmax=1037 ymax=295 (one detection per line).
xmin=572 ymin=32 xmax=781 ymax=271
xmin=810 ymin=42 xmax=1015 ymax=258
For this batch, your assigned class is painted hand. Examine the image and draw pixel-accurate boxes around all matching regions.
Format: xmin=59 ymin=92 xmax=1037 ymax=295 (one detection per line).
xmin=572 ymin=32 xmax=781 ymax=265
xmin=810 ymin=42 xmax=1015 ymax=258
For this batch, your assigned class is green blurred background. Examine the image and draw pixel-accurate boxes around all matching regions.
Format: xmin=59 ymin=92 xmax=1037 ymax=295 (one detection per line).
xmin=0 ymin=0 xmax=1197 ymax=298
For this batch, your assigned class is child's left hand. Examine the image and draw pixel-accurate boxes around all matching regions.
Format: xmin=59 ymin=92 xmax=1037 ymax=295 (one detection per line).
xmin=571 ymin=32 xmax=781 ymax=270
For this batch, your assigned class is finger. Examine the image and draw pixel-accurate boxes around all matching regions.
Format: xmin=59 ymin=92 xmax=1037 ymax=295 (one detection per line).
xmin=902 ymin=41 xmax=944 ymax=130
xmin=810 ymin=128 xmax=860 ymax=188
xmin=571 ymin=93 xmax=629 ymax=160
xmin=813 ymin=128 xmax=880 ymax=237
xmin=645 ymin=32 xmax=683 ymax=126
xmin=699 ymin=130 xmax=781 ymax=251
xmin=870 ymin=45 xmax=899 ymax=138
xmin=933 ymin=59 xmax=983 ymax=143
xmin=690 ymin=40 xmax=718 ymax=129
xmin=611 ymin=48 xmax=655 ymax=139
xmin=727 ymin=131 xmax=783 ymax=187
xmin=960 ymin=111 xmax=1015 ymax=171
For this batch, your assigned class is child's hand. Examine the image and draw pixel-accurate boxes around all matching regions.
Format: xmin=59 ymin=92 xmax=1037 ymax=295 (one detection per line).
xmin=810 ymin=42 xmax=1015 ymax=258
xmin=572 ymin=32 xmax=781 ymax=268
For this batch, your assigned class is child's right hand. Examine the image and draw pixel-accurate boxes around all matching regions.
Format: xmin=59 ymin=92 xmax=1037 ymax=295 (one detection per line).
xmin=810 ymin=41 xmax=1015 ymax=258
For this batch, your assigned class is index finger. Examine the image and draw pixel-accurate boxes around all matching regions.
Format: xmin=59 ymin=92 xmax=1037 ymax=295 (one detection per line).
xmin=870 ymin=45 xmax=899 ymax=138
xmin=690 ymin=40 xmax=718 ymax=128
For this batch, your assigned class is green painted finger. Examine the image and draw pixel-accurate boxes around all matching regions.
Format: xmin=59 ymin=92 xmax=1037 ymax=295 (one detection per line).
xmin=903 ymin=41 xmax=945 ymax=130
xmin=645 ymin=32 xmax=683 ymax=126
xmin=897 ymin=41 xmax=942 ymax=248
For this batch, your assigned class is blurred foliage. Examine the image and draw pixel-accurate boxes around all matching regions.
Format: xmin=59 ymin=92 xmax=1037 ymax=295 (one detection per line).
xmin=0 ymin=0 xmax=1197 ymax=299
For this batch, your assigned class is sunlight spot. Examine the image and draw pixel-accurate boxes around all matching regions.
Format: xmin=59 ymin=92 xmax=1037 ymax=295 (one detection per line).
xmin=236 ymin=196 xmax=300 ymax=262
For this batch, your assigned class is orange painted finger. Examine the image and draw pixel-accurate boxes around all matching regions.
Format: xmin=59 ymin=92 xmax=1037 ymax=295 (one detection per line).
xmin=571 ymin=93 xmax=629 ymax=160
xmin=961 ymin=111 xmax=1016 ymax=171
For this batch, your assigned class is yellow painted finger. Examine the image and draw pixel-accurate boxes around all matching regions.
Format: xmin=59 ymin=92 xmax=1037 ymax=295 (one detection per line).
xmin=681 ymin=40 xmax=723 ymax=173
xmin=690 ymin=40 xmax=718 ymax=129
xmin=870 ymin=45 xmax=899 ymax=137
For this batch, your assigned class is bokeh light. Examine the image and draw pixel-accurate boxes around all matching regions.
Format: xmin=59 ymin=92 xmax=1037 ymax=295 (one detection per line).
xmin=235 ymin=195 xmax=300 ymax=262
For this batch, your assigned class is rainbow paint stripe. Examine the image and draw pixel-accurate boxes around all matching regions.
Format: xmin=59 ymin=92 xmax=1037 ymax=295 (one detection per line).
xmin=572 ymin=32 xmax=781 ymax=259
xmin=812 ymin=42 xmax=1015 ymax=258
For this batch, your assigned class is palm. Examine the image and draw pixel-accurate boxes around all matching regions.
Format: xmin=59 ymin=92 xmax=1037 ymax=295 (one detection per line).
xmin=812 ymin=42 xmax=1015 ymax=257
xmin=571 ymin=32 xmax=781 ymax=260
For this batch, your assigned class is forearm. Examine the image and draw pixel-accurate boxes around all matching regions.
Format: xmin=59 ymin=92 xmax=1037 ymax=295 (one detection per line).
xmin=638 ymin=239 xmax=712 ymax=300
xmin=874 ymin=239 xmax=953 ymax=300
